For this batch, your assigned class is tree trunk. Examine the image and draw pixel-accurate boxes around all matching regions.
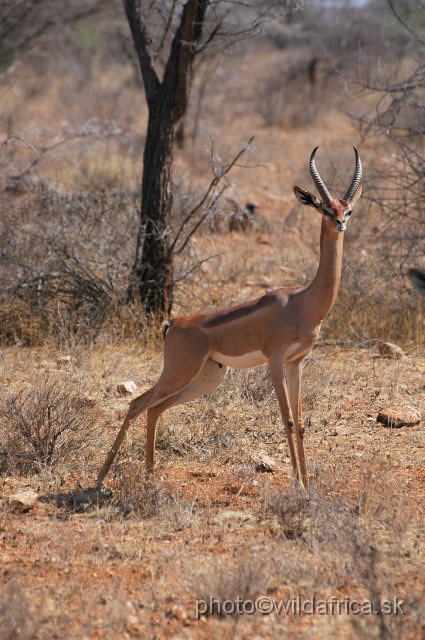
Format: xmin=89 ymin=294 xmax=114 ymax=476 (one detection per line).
xmin=127 ymin=97 xmax=175 ymax=318
xmin=124 ymin=0 xmax=208 ymax=321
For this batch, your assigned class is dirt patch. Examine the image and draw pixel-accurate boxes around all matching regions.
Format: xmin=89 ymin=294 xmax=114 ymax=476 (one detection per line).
xmin=0 ymin=345 xmax=424 ymax=639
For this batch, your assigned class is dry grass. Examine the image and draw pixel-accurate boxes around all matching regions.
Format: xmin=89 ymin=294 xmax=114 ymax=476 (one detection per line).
xmin=0 ymin=343 xmax=424 ymax=639
xmin=0 ymin=9 xmax=425 ymax=639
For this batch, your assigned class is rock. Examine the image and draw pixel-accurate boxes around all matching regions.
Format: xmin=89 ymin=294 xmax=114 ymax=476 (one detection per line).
xmin=258 ymin=276 xmax=272 ymax=288
xmin=377 ymin=405 xmax=421 ymax=428
xmin=335 ymin=425 xmax=347 ymax=436
xmin=9 ymin=490 xmax=38 ymax=511
xmin=250 ymin=452 xmax=276 ymax=472
xmin=166 ymin=605 xmax=188 ymax=623
xmin=125 ymin=613 xmax=145 ymax=635
xmin=256 ymin=234 xmax=271 ymax=245
xmin=56 ymin=355 xmax=72 ymax=365
xmin=117 ymin=381 xmax=138 ymax=395
xmin=79 ymin=395 xmax=99 ymax=407
xmin=378 ymin=342 xmax=406 ymax=359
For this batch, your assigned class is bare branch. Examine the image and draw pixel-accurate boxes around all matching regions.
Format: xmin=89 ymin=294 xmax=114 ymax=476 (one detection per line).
xmin=123 ymin=0 xmax=160 ymax=99
xmin=172 ymin=252 xmax=222 ymax=283
xmin=4 ymin=121 xmax=132 ymax=182
xmin=0 ymin=1 xmax=109 ymax=69
xmin=154 ymin=0 xmax=179 ymax=58
xmin=388 ymin=0 xmax=425 ymax=50
xmin=169 ymin=137 xmax=254 ymax=256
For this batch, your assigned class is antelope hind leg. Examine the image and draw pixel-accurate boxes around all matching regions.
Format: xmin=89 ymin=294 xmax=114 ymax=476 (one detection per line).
xmin=96 ymin=357 xmax=222 ymax=487
xmin=96 ymin=386 xmax=156 ymax=488
xmin=146 ymin=358 xmax=229 ymax=468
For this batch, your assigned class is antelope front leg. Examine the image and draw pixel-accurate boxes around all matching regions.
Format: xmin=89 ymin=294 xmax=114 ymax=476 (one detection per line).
xmin=268 ymin=354 xmax=300 ymax=482
xmin=285 ymin=358 xmax=309 ymax=489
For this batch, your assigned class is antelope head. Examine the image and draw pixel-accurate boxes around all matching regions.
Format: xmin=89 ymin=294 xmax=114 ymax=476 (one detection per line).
xmin=294 ymin=147 xmax=363 ymax=232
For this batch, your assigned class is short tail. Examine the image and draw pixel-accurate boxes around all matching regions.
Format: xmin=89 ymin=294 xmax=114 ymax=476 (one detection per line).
xmin=162 ymin=320 xmax=170 ymax=341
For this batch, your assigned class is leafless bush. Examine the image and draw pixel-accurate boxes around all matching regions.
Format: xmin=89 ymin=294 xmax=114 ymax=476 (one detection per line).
xmin=112 ymin=459 xmax=194 ymax=528
xmin=194 ymin=551 xmax=271 ymax=616
xmin=112 ymin=461 xmax=164 ymax=518
xmin=0 ymin=374 xmax=106 ymax=474
xmin=224 ymin=365 xmax=273 ymax=404
xmin=0 ymin=136 xmax=251 ymax=345
xmin=301 ymin=352 xmax=337 ymax=413
xmin=0 ymin=1 xmax=112 ymax=74
xmin=357 ymin=461 xmax=407 ymax=534
xmin=155 ymin=403 xmax=243 ymax=463
xmin=263 ymin=481 xmax=311 ymax=539
xmin=262 ymin=459 xmax=414 ymax=599
xmin=225 ymin=460 xmax=257 ymax=496
xmin=258 ymin=0 xmax=417 ymax=130
xmin=256 ymin=57 xmax=331 ymax=128
xmin=0 ymin=182 xmax=140 ymax=345
xmin=266 ymin=0 xmax=415 ymax=63
xmin=330 ymin=5 xmax=425 ymax=345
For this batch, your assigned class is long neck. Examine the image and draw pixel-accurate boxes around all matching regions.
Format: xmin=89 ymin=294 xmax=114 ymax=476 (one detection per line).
xmin=301 ymin=218 xmax=344 ymax=324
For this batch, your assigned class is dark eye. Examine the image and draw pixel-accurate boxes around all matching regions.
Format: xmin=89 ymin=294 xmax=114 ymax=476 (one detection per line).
xmin=323 ymin=206 xmax=333 ymax=218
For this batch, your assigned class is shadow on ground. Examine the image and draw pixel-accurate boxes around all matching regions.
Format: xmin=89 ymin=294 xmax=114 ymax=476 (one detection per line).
xmin=38 ymin=487 xmax=113 ymax=513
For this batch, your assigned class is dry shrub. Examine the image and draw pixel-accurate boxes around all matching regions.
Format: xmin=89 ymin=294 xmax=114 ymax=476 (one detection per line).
xmin=331 ymin=22 xmax=425 ymax=348
xmin=0 ymin=581 xmax=131 ymax=640
xmin=256 ymin=60 xmax=331 ymax=129
xmin=225 ymin=460 xmax=257 ymax=496
xmin=301 ymin=352 xmax=337 ymax=414
xmin=263 ymin=460 xmax=413 ymax=594
xmin=112 ymin=461 xmax=163 ymax=518
xmin=0 ymin=176 xmax=235 ymax=347
xmin=226 ymin=365 xmax=273 ymax=404
xmin=0 ymin=373 xmax=106 ymax=475
xmin=290 ymin=141 xmax=425 ymax=348
xmin=263 ymin=482 xmax=311 ymax=539
xmin=155 ymin=403 xmax=242 ymax=463
xmin=112 ymin=459 xmax=193 ymax=529
xmin=357 ymin=459 xmax=407 ymax=534
xmin=0 ymin=183 xmax=140 ymax=346
xmin=328 ymin=265 xmax=425 ymax=347
xmin=194 ymin=551 xmax=271 ymax=616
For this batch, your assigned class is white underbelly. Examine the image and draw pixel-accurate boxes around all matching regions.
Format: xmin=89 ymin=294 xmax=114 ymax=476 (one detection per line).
xmin=283 ymin=342 xmax=312 ymax=362
xmin=210 ymin=350 xmax=267 ymax=369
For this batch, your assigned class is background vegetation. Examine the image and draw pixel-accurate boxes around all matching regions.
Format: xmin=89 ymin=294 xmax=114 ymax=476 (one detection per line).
xmin=0 ymin=1 xmax=425 ymax=638
xmin=1 ymin=0 xmax=425 ymax=347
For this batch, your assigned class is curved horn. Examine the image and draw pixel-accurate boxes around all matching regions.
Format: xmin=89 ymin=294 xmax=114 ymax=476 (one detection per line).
xmin=309 ymin=147 xmax=332 ymax=203
xmin=343 ymin=147 xmax=362 ymax=202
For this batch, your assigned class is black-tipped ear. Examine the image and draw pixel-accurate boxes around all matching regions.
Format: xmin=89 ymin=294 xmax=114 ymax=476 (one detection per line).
xmin=409 ymin=268 xmax=425 ymax=295
xmin=294 ymin=186 xmax=321 ymax=210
